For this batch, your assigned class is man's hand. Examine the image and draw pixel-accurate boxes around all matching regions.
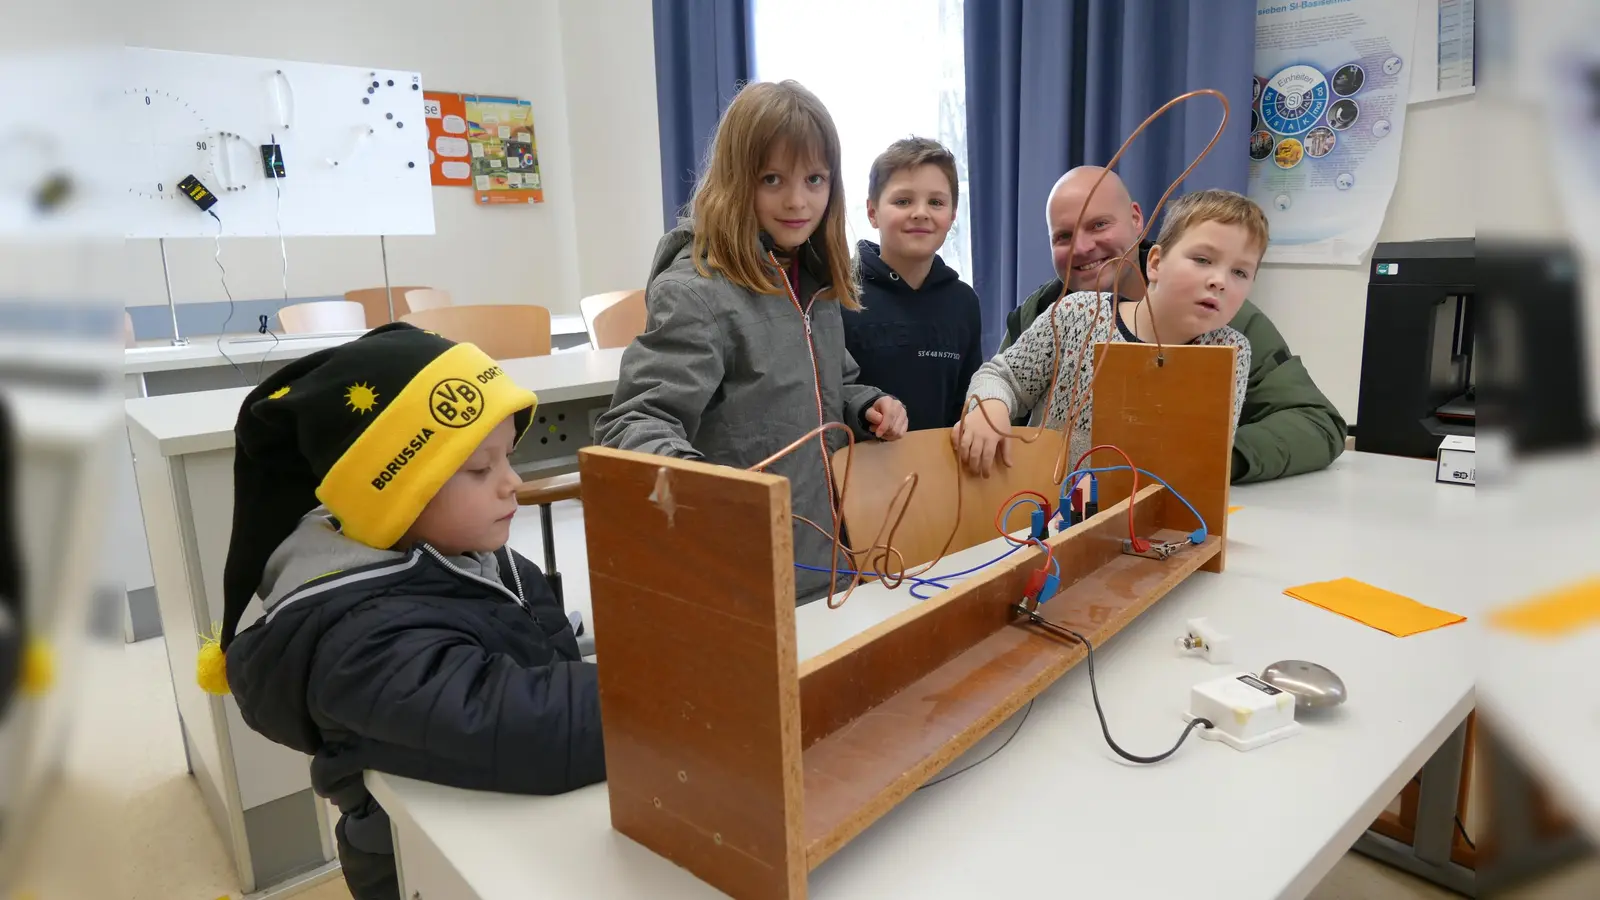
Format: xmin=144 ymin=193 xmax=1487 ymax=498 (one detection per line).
xmin=952 ymin=399 xmax=1014 ymax=477
xmin=864 ymin=396 xmax=908 ymax=441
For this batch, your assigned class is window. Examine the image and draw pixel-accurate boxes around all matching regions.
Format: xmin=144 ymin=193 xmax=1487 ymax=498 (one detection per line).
xmin=752 ymin=0 xmax=971 ymax=281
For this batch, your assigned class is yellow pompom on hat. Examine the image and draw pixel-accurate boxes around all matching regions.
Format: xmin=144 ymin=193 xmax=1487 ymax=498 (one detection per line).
xmin=200 ymin=322 xmax=537 ymax=695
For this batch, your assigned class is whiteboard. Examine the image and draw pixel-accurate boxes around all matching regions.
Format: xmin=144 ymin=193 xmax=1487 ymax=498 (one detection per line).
xmin=123 ymin=47 xmax=435 ymax=238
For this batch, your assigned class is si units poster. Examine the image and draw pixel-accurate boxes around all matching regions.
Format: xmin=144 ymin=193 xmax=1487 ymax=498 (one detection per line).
xmin=1249 ymin=0 xmax=1417 ymax=265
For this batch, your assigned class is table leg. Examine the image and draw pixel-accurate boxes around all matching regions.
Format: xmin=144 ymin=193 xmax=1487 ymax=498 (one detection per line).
xmin=1353 ymin=718 xmax=1478 ymax=896
xmin=179 ymin=714 xmax=193 ymax=776
xmin=1475 ymin=727 xmax=1594 ymax=893
xmin=1413 ymin=723 xmax=1467 ymax=865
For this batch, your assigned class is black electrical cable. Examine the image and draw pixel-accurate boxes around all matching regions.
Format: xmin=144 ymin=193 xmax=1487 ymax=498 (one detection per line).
xmin=915 ymin=604 xmax=1211 ymax=788
xmin=1016 ymin=605 xmax=1212 ymax=764
xmin=919 ymin=700 xmax=1034 ymax=789
xmin=208 ymin=209 xmax=250 ymax=384
xmin=1455 ymin=815 xmax=1475 ymax=850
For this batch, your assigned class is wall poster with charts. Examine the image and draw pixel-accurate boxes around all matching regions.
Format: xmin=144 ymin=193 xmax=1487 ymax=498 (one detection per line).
xmin=423 ymin=91 xmax=473 ymax=187
xmin=1249 ymin=0 xmax=1418 ymax=265
xmin=463 ymin=94 xmax=543 ymax=205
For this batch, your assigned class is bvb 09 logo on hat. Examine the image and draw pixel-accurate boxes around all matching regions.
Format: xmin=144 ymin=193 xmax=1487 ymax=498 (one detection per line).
xmin=430 ymin=378 xmax=483 ymax=428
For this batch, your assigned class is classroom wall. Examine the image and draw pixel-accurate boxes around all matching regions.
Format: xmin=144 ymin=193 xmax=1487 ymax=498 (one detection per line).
xmin=124 ymin=0 xmax=662 ymax=318
xmin=1249 ymin=94 xmax=1475 ymax=423
xmin=559 ymin=0 xmax=667 ymax=296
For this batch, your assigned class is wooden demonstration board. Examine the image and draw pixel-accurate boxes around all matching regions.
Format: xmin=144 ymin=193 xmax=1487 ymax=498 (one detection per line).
xmin=579 ymin=342 xmax=1237 ymax=898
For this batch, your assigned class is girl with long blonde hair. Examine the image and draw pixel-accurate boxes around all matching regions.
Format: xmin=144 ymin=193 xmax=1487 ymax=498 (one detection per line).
xmin=595 ymin=80 xmax=907 ymax=604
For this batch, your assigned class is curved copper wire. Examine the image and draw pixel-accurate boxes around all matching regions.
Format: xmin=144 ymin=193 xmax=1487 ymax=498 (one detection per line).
xmin=956 ymin=88 xmax=1231 ymax=486
xmin=755 ymin=424 xmax=964 ymax=608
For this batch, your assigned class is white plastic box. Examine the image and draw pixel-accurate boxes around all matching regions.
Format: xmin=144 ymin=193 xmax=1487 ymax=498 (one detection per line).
xmin=1436 ymin=435 xmax=1475 ymax=486
xmin=1183 ymin=672 xmax=1301 ymax=751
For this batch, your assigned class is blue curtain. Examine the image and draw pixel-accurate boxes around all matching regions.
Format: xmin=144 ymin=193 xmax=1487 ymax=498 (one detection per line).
xmin=965 ymin=0 xmax=1255 ymax=353
xmin=652 ymin=0 xmax=755 ymax=232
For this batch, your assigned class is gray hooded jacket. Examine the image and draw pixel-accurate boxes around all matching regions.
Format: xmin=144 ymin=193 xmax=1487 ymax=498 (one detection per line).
xmin=593 ymin=222 xmax=887 ymax=602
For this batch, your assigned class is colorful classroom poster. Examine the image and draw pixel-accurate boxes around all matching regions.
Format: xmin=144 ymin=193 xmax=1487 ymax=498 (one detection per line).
xmin=423 ymin=91 xmax=473 ymax=187
xmin=1249 ymin=0 xmax=1418 ymax=265
xmin=463 ymin=94 xmax=543 ymax=205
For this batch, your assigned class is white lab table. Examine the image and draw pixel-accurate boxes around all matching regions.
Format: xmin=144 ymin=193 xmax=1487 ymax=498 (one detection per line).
xmin=126 ymin=330 xmax=365 ymax=375
xmin=369 ymin=451 xmax=1482 ymax=900
xmin=122 ymin=347 xmax=622 ymax=896
xmin=116 ymin=322 xmax=593 ymax=641
xmin=123 ymin=314 xmax=587 ymax=394
xmin=1464 ymin=452 xmax=1600 ymax=847
xmin=119 ymin=332 xmax=368 ymax=643
xmin=126 ymin=348 xmax=623 ymax=457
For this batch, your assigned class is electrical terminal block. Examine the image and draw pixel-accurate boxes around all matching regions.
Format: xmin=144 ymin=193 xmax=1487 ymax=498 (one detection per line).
xmin=1174 ymin=617 xmax=1231 ymax=664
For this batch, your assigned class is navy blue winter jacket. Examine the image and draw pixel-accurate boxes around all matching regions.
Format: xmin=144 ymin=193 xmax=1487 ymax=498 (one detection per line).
xmin=225 ymin=511 xmax=605 ymax=855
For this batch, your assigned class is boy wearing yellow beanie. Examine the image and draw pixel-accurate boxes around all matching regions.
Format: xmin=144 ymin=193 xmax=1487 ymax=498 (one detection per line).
xmin=212 ymin=323 xmax=604 ymax=900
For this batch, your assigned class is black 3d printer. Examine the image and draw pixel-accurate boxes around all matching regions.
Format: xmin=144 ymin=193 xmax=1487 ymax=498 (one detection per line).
xmin=1355 ymin=239 xmax=1475 ymax=458
xmin=1356 ymin=237 xmax=1594 ymax=458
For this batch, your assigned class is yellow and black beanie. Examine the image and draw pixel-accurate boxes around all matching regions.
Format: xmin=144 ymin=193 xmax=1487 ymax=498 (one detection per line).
xmin=219 ymin=322 xmax=537 ymax=651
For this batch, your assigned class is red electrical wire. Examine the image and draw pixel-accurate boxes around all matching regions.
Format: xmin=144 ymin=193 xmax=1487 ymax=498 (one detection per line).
xmin=995 ymin=490 xmax=1052 ymax=545
xmin=1072 ymin=444 xmax=1145 ymax=551
xmin=1029 ymin=538 xmax=1055 ymax=574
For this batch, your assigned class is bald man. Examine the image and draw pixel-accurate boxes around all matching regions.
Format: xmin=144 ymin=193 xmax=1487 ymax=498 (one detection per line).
xmin=998 ymin=167 xmax=1347 ymax=483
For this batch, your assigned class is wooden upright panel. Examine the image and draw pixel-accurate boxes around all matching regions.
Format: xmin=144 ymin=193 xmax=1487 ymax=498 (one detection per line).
xmin=831 ymin=427 xmax=1066 ymax=570
xmin=580 ymin=448 xmax=807 ymax=900
xmin=1089 ymin=343 xmax=1235 ymax=572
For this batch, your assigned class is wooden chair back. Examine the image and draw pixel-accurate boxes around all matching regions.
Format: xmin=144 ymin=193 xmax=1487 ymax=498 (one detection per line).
xmin=278 ymin=300 xmax=369 ymax=334
xmin=579 ymin=290 xmax=641 ymax=346
xmin=590 ymin=290 xmax=646 ymax=349
xmin=830 ymin=427 xmax=1068 ymax=572
xmin=400 ymin=304 xmax=552 ymax=359
xmin=344 ymin=286 xmax=429 ymax=326
xmin=404 ymin=288 xmax=455 ymax=313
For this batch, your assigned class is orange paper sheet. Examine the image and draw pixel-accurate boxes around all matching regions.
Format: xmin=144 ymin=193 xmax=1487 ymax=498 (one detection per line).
xmin=1489 ymin=577 xmax=1600 ymax=638
xmin=1227 ymin=505 xmax=1243 ymax=514
xmin=1284 ymin=577 xmax=1465 ymax=637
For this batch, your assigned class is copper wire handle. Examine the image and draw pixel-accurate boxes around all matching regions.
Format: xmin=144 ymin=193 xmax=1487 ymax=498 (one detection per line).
xmin=749 ymin=422 xmax=861 ymax=608
xmin=958 ymin=88 xmax=1231 ymax=486
xmin=751 ymin=421 xmax=963 ymax=608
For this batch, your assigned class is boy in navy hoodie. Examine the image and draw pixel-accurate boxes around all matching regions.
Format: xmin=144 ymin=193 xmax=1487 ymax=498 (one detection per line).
xmin=209 ymin=323 xmax=605 ymax=900
xmin=845 ymin=137 xmax=984 ymax=431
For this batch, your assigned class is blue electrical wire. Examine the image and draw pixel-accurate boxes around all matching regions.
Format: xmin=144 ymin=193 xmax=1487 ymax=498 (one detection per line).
xmin=999 ymin=497 xmax=1047 ymax=546
xmin=795 ymin=467 xmax=1202 ymax=603
xmin=1058 ymin=465 xmax=1209 ymax=543
xmin=795 ymin=542 xmax=1026 ymax=600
